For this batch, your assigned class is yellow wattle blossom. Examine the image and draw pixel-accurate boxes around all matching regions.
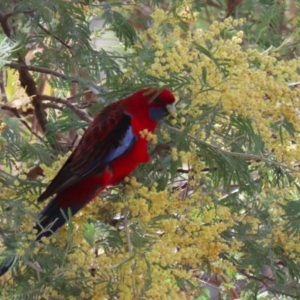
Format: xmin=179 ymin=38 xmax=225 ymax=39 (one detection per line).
xmin=139 ymin=129 xmax=157 ymax=144
xmin=2 ymin=2 xmax=300 ymax=299
xmin=0 ymin=122 xmax=6 ymax=131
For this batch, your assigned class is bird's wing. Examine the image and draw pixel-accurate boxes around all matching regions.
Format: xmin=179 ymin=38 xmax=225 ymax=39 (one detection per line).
xmin=38 ymin=105 xmax=135 ymax=202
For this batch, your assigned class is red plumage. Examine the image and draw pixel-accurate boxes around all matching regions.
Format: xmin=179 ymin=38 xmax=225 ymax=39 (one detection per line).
xmin=35 ymin=88 xmax=176 ymax=239
xmin=0 ymin=89 xmax=175 ymax=277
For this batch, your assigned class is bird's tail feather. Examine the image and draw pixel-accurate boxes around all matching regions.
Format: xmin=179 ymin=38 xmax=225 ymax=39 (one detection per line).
xmin=35 ymin=198 xmax=88 ymax=241
xmin=35 ymin=182 xmax=102 ymax=241
xmin=0 ymin=181 xmax=102 ymax=277
xmin=0 ymin=255 xmax=18 ymax=276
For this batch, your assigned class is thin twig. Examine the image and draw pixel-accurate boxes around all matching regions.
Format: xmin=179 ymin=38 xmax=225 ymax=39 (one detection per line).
xmin=0 ymin=169 xmax=17 ymax=178
xmin=4 ymin=8 xmax=34 ymax=19
xmin=42 ymin=103 xmax=63 ymax=110
xmin=25 ymin=261 xmax=45 ymax=280
xmin=1 ymin=105 xmax=45 ymax=142
xmin=240 ymin=270 xmax=300 ymax=298
xmin=0 ymin=69 xmax=8 ymax=103
xmin=40 ymin=94 xmax=93 ymax=123
xmin=6 ymin=62 xmax=70 ymax=80
xmin=38 ymin=23 xmax=72 ymax=50
xmin=66 ymin=89 xmax=97 ymax=102
xmin=123 ymin=206 xmax=133 ymax=254
xmin=288 ymin=81 xmax=300 ymax=87
xmin=167 ymin=125 xmax=300 ymax=174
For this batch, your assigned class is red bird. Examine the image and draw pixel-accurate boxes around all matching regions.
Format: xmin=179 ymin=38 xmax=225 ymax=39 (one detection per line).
xmin=0 ymin=88 xmax=175 ymax=276
xmin=36 ymin=88 xmax=175 ymax=240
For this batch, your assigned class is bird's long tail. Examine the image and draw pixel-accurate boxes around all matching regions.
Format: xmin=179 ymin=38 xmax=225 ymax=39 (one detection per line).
xmin=0 ymin=180 xmax=102 ymax=276
xmin=35 ymin=180 xmax=102 ymax=241
xmin=0 ymin=255 xmax=18 ymax=276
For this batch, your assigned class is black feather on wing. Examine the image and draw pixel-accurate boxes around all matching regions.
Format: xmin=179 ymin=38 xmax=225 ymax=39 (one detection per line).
xmin=38 ymin=105 xmax=134 ymax=202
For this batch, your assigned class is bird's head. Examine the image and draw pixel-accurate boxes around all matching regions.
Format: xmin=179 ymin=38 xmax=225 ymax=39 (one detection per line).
xmin=127 ymin=88 xmax=176 ymax=122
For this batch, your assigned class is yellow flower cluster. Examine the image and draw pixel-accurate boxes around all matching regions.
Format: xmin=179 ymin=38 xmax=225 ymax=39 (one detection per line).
xmin=111 ymin=8 xmax=300 ymax=297
xmin=0 ymin=122 xmax=6 ymax=131
xmin=139 ymin=129 xmax=157 ymax=144
xmin=136 ymin=15 xmax=300 ymax=170
xmin=3 ymin=4 xmax=300 ymax=299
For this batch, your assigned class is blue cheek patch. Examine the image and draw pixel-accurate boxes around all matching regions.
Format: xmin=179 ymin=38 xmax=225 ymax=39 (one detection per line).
xmin=149 ymin=107 xmax=167 ymax=121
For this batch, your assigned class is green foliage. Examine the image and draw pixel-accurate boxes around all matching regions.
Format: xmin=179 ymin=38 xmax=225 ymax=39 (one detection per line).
xmin=102 ymin=8 xmax=137 ymax=49
xmin=0 ymin=36 xmax=15 ymax=68
xmin=1 ymin=0 xmax=300 ymax=299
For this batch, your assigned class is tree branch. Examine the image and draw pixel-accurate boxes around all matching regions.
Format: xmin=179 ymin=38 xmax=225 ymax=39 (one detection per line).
xmin=42 ymin=103 xmax=64 ymax=110
xmin=167 ymin=125 xmax=300 ymax=174
xmin=17 ymin=60 xmax=47 ymax=133
xmin=40 ymin=94 xmax=93 ymax=123
xmin=6 ymin=62 xmax=70 ymax=80
xmin=0 ymin=10 xmax=11 ymax=37
xmin=38 ymin=23 xmax=72 ymax=50
xmin=1 ymin=105 xmax=44 ymax=142
xmin=240 ymin=269 xmax=300 ymax=298
xmin=0 ymin=10 xmax=49 ymax=135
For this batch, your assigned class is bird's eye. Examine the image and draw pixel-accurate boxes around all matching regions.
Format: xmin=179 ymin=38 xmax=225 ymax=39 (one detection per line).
xmin=153 ymin=95 xmax=163 ymax=104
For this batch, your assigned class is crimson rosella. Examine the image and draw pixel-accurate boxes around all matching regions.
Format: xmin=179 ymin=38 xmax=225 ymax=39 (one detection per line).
xmin=0 ymin=88 xmax=175 ymax=276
